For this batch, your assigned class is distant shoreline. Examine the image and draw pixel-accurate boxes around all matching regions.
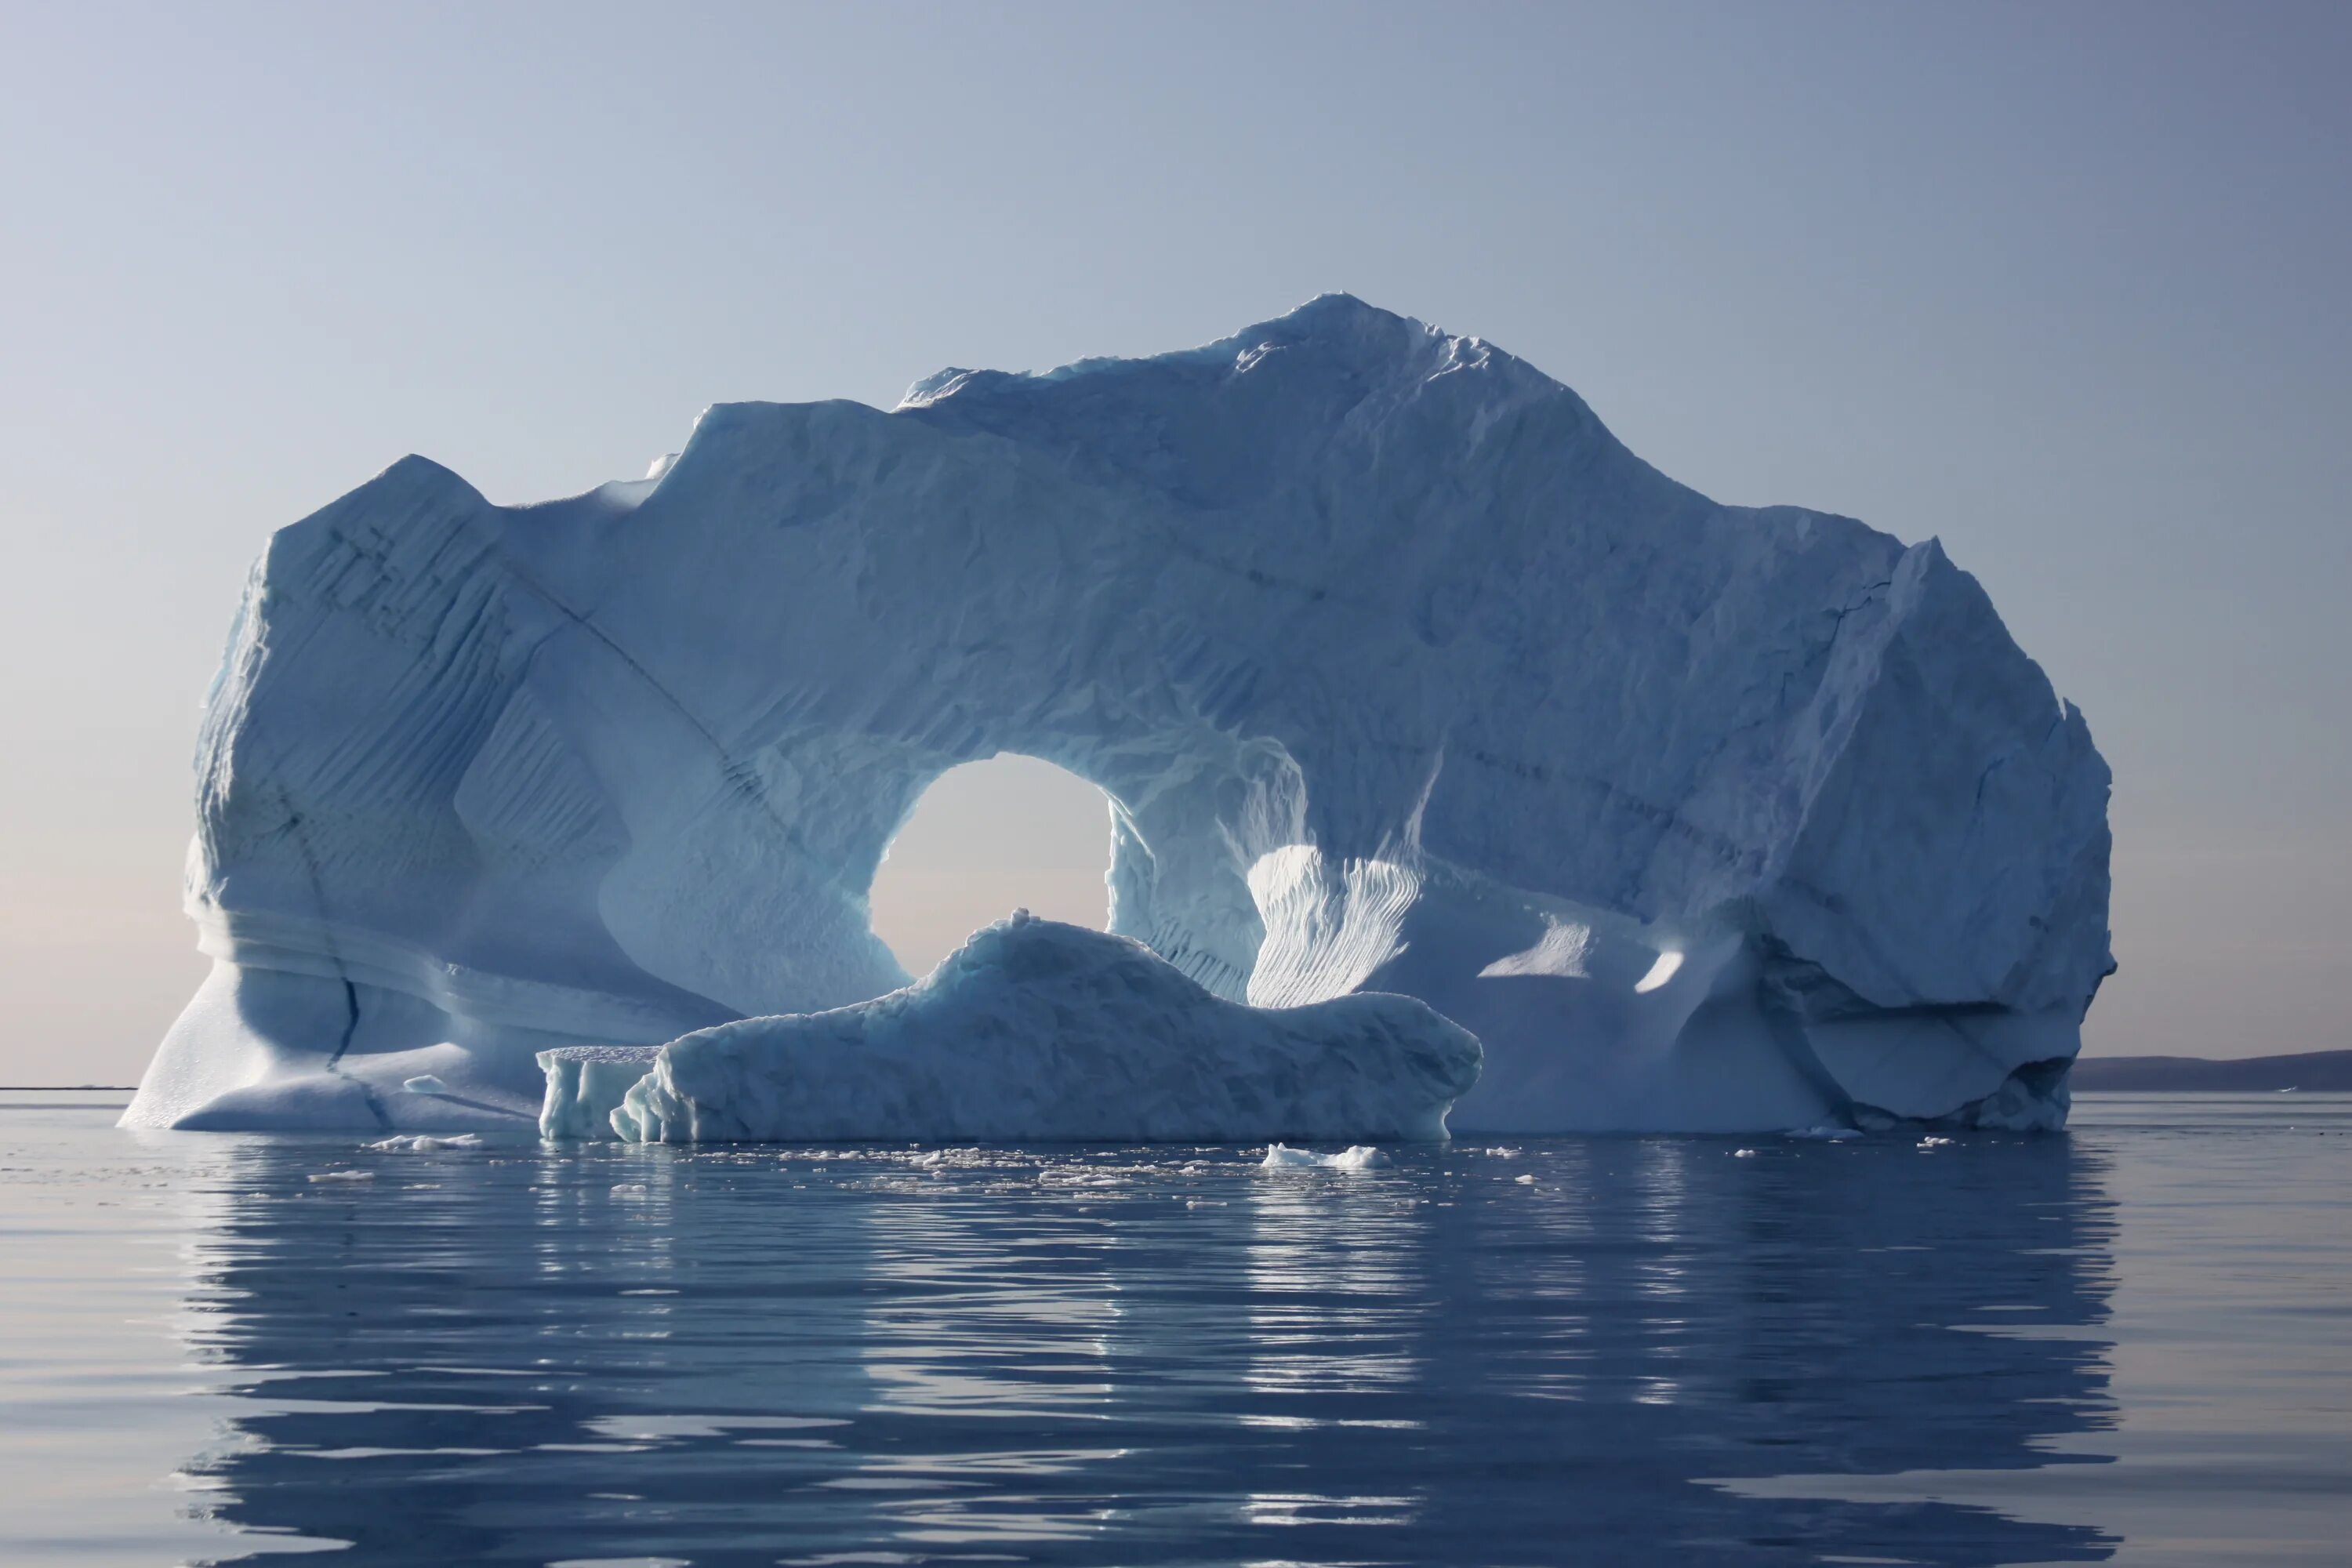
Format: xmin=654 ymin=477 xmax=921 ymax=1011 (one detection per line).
xmin=2070 ymin=1050 xmax=2352 ymax=1092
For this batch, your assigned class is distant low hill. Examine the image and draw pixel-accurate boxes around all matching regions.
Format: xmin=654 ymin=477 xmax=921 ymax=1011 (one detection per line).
xmin=2072 ymin=1050 xmax=2352 ymax=1092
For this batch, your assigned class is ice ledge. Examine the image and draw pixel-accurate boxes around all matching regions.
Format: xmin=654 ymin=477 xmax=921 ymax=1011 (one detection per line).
xmin=540 ymin=916 xmax=1483 ymax=1145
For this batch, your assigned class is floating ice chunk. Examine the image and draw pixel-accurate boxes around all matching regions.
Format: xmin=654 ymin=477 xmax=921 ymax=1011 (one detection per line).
xmin=586 ymin=920 xmax=1478 ymax=1145
xmin=366 ymin=1133 xmax=485 ymax=1152
xmin=1732 ymin=1148 xmax=1759 ymax=1158
xmin=307 ymin=1169 xmax=374 ymax=1182
xmin=1512 ymin=1174 xmax=1536 ymax=1184
xmin=1261 ymin=1142 xmax=1392 ymax=1171
xmin=401 ymin=1075 xmax=452 ymax=1096
xmin=1919 ymin=1135 xmax=1954 ymax=1149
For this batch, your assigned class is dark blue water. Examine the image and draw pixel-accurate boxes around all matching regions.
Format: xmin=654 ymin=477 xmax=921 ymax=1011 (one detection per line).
xmin=5 ymin=1098 xmax=2347 ymax=1566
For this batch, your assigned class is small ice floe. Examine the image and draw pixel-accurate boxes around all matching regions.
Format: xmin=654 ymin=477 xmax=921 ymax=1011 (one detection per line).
xmin=401 ymin=1075 xmax=453 ymax=1096
xmin=1918 ymin=1136 xmax=1954 ymax=1149
xmin=1512 ymin=1174 xmax=1536 ymax=1185
xmin=610 ymin=1182 xmax=649 ymax=1196
xmin=1261 ymin=1142 xmax=1391 ymax=1171
xmin=908 ymin=1150 xmax=951 ymax=1168
xmin=1732 ymin=1148 xmax=1759 ymax=1158
xmin=307 ymin=1169 xmax=374 ymax=1183
xmin=587 ymin=920 xmax=1477 ymax=1145
xmin=1784 ymin=1124 xmax=1863 ymax=1142
xmin=366 ymin=1133 xmax=485 ymax=1152
xmin=1483 ymin=1147 xmax=1519 ymax=1158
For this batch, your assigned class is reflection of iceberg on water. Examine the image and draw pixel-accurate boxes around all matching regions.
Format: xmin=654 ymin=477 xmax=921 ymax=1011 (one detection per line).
xmin=164 ymin=1134 xmax=2118 ymax=1563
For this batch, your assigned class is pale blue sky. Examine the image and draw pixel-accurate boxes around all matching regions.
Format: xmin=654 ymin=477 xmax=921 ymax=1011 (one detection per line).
xmin=2 ymin=2 xmax=2345 ymax=1080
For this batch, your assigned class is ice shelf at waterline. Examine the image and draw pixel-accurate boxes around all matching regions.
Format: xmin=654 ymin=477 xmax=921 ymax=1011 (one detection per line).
xmin=540 ymin=914 xmax=1481 ymax=1143
xmin=125 ymin=294 xmax=2111 ymax=1136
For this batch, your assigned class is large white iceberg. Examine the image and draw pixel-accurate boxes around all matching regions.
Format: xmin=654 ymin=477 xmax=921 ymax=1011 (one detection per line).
xmin=546 ymin=913 xmax=1480 ymax=1143
xmin=124 ymin=295 xmax=2111 ymax=1136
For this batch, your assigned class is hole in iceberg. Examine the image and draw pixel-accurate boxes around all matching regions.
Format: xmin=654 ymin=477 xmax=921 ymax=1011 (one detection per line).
xmin=868 ymin=754 xmax=1115 ymax=978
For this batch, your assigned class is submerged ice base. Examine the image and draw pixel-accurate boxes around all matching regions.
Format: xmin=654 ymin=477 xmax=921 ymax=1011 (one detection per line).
xmin=126 ymin=295 xmax=2112 ymax=1136
xmin=541 ymin=916 xmax=1481 ymax=1144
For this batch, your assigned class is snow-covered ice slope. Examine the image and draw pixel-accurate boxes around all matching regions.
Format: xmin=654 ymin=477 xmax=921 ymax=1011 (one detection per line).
xmin=547 ymin=913 xmax=1481 ymax=1143
xmin=125 ymin=295 xmax=2111 ymax=1134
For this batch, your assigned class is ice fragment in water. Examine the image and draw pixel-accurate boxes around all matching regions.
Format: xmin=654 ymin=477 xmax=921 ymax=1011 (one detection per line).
xmin=366 ymin=1133 xmax=485 ymax=1151
xmin=576 ymin=920 xmax=1476 ymax=1145
xmin=1261 ymin=1142 xmax=1392 ymax=1171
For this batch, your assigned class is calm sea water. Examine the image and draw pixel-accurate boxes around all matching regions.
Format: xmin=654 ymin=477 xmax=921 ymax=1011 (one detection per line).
xmin=3 ymin=1096 xmax=2347 ymax=1566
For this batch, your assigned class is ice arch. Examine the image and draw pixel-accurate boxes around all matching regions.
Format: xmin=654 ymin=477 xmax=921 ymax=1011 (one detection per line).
xmin=125 ymin=296 xmax=2112 ymax=1134
xmin=868 ymin=754 xmax=1116 ymax=975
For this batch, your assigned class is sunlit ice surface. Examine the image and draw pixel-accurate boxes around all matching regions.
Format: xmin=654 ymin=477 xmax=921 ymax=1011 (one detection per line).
xmin=3 ymin=1097 xmax=2350 ymax=1565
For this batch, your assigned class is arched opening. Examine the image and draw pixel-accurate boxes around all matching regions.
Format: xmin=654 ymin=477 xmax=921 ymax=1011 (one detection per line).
xmin=867 ymin=753 xmax=1116 ymax=978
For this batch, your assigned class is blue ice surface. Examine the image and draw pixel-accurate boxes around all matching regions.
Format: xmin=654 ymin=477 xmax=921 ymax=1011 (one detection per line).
xmin=133 ymin=295 xmax=2111 ymax=1138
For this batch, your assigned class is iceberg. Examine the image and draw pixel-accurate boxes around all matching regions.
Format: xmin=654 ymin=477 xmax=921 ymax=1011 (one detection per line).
xmin=124 ymin=294 xmax=2111 ymax=1136
xmin=550 ymin=913 xmax=1480 ymax=1143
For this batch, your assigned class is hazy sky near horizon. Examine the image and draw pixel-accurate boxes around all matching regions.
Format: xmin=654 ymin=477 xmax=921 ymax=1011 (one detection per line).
xmin=2 ymin=2 xmax=2347 ymax=1082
